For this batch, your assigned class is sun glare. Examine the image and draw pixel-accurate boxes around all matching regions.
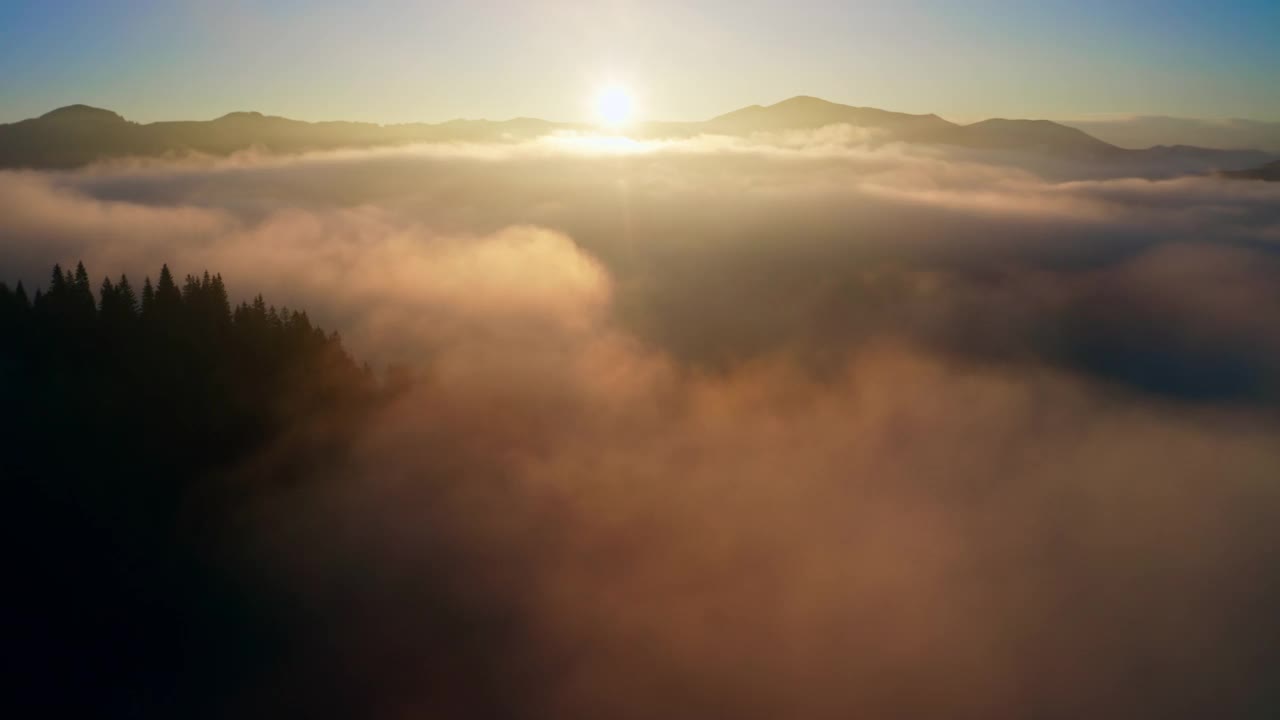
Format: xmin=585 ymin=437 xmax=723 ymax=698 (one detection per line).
xmin=594 ymin=85 xmax=635 ymax=128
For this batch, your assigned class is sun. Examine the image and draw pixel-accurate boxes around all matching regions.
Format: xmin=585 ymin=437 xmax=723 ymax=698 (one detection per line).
xmin=594 ymin=85 xmax=635 ymax=128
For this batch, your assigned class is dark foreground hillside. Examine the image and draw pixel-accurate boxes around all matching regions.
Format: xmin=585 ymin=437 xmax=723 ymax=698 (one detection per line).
xmin=1 ymin=263 xmax=382 ymax=717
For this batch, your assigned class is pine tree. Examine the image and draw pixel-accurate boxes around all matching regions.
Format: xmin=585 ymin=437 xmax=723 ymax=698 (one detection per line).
xmin=210 ymin=274 xmax=231 ymax=326
xmin=116 ymin=275 xmax=138 ymax=317
xmin=73 ymin=262 xmax=94 ymax=311
xmin=48 ymin=264 xmax=67 ymax=298
xmin=100 ymin=275 xmax=138 ymax=331
xmin=182 ymin=273 xmax=202 ymax=302
xmin=62 ymin=261 xmax=96 ymax=332
xmin=141 ymin=277 xmax=155 ymax=317
xmin=38 ymin=264 xmax=70 ymax=323
xmin=99 ymin=276 xmax=118 ymax=317
xmin=156 ymin=265 xmax=181 ymax=310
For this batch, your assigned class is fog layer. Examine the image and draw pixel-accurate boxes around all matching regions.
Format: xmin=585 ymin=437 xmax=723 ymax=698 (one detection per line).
xmin=4 ymin=133 xmax=1280 ymax=718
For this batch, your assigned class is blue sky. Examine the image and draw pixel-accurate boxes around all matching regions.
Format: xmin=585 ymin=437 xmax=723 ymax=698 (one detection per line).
xmin=2 ymin=0 xmax=1277 ymax=124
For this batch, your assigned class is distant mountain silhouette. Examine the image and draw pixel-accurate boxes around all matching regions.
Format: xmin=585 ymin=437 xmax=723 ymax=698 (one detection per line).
xmin=39 ymin=104 xmax=130 ymax=124
xmin=703 ymin=95 xmax=956 ymax=138
xmin=0 ymin=105 xmax=582 ymax=168
xmin=929 ymin=118 xmax=1119 ymax=157
xmin=1218 ymin=159 xmax=1280 ymax=181
xmin=687 ymin=98 xmax=1275 ymax=169
xmin=1064 ymin=115 xmax=1280 ymax=152
xmin=1 ymin=98 xmax=1274 ymax=170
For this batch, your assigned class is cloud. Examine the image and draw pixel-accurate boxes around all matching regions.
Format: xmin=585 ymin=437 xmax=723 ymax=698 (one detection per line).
xmin=244 ymin=329 xmax=1280 ymax=718
xmin=4 ymin=134 xmax=1280 ymax=717
xmin=7 ymin=134 xmax=1280 ymax=373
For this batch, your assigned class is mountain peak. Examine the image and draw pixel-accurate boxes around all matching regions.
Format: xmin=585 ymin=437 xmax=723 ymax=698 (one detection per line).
xmin=708 ymin=96 xmax=957 ymax=136
xmin=39 ymin=105 xmax=127 ymax=124
xmin=216 ymin=111 xmax=266 ymax=121
xmin=773 ymin=95 xmax=837 ymax=107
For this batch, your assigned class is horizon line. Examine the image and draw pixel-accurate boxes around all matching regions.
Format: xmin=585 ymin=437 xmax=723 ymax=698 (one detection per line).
xmin=10 ymin=97 xmax=1280 ymax=129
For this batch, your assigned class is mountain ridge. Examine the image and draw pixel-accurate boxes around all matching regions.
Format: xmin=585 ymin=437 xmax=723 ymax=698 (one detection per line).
xmin=1063 ymin=115 xmax=1280 ymax=152
xmin=1219 ymin=159 xmax=1280 ymax=181
xmin=38 ymin=104 xmax=130 ymax=124
xmin=1 ymin=97 xmax=1274 ymax=171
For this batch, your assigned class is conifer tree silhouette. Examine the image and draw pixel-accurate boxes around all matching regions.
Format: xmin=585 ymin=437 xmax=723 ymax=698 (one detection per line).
xmin=154 ymin=264 xmax=182 ymax=322
xmin=116 ymin=275 xmax=138 ymax=316
xmin=73 ymin=261 xmax=94 ymax=313
xmin=4 ymin=260 xmax=384 ymax=720
xmin=46 ymin=263 xmax=67 ymax=304
xmin=99 ymin=275 xmax=116 ymax=307
xmin=99 ymin=275 xmax=138 ymax=332
xmin=141 ymin=276 xmax=155 ymax=318
xmin=15 ymin=280 xmax=30 ymax=310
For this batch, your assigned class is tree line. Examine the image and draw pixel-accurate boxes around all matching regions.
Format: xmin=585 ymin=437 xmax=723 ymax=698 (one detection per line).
xmin=2 ymin=261 xmax=376 ymax=485
xmin=2 ymin=261 xmax=384 ymax=718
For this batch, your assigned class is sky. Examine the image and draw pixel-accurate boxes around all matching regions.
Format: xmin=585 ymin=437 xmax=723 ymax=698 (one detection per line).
xmin=2 ymin=0 xmax=1278 ymax=125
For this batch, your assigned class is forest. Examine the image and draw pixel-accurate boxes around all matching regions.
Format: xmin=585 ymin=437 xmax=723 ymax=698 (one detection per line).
xmin=2 ymin=262 xmax=383 ymax=717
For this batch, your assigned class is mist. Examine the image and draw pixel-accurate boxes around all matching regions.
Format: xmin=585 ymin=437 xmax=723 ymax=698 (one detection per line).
xmin=5 ymin=132 xmax=1280 ymax=718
